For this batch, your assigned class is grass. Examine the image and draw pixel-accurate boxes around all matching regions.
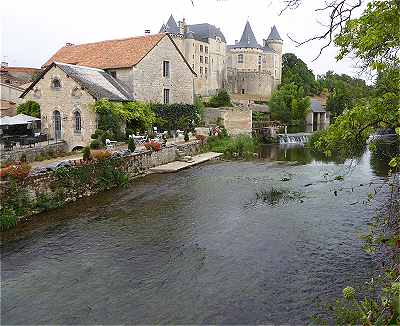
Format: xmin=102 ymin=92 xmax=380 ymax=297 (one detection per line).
xmin=207 ymin=135 xmax=259 ymax=159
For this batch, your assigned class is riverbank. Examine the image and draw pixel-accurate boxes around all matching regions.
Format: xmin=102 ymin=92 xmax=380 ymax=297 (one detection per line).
xmin=0 ymin=140 xmax=204 ymax=230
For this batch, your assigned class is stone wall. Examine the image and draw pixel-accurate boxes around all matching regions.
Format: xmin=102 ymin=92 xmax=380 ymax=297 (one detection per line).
xmin=205 ymin=107 xmax=252 ymax=136
xmin=0 ymin=141 xmax=68 ymax=165
xmin=133 ymin=36 xmax=194 ymax=104
xmin=0 ymin=140 xmax=203 ymax=221
xmin=23 ymin=65 xmax=97 ymax=151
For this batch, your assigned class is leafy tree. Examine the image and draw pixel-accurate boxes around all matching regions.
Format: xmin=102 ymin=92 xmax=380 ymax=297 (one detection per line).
xmin=151 ymin=103 xmax=200 ymax=131
xmin=206 ymin=90 xmax=232 ymax=108
xmin=282 ymin=53 xmax=321 ymax=96
xmin=269 ymin=83 xmax=311 ymax=123
xmin=16 ymin=100 xmax=40 ymax=118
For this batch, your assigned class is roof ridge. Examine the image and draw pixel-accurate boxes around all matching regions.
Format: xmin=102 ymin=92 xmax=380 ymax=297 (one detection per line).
xmin=63 ymin=33 xmax=166 ymax=48
xmin=54 ymin=61 xmax=105 ymax=72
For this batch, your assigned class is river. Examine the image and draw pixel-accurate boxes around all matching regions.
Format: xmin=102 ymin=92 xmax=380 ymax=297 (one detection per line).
xmin=1 ymin=144 xmax=390 ymax=324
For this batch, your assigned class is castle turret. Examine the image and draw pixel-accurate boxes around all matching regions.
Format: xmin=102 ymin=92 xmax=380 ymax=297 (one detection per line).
xmin=266 ymin=25 xmax=283 ymax=84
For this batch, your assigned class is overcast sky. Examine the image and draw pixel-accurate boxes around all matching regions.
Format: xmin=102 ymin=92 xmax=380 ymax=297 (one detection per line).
xmin=1 ymin=0 xmax=366 ymax=78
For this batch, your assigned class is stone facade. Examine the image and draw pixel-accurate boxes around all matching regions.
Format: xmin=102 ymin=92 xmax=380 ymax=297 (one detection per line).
xmin=23 ymin=65 xmax=97 ymax=151
xmin=205 ymin=107 xmax=252 ymax=136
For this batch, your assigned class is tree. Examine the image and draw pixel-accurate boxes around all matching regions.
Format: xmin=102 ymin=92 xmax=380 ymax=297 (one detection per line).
xmin=16 ymin=100 xmax=40 ymax=118
xmin=269 ymin=83 xmax=311 ymax=123
xmin=282 ymin=53 xmax=321 ymax=95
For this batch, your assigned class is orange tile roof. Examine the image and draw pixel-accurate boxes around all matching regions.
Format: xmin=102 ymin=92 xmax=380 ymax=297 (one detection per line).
xmin=0 ymin=67 xmax=40 ymax=74
xmin=43 ymin=33 xmax=166 ymax=69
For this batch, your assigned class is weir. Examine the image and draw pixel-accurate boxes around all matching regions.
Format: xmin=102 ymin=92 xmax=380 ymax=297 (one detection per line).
xmin=277 ymin=133 xmax=311 ymax=144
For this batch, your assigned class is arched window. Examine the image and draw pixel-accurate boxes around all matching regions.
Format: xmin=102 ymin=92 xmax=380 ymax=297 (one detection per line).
xmin=53 ymin=110 xmax=61 ymax=139
xmin=71 ymin=86 xmax=81 ymax=98
xmin=33 ymin=87 xmax=42 ymax=98
xmin=52 ymin=78 xmax=61 ymax=89
xmin=74 ymin=111 xmax=81 ymax=133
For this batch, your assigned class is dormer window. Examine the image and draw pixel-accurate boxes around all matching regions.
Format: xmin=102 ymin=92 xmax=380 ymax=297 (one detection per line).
xmin=71 ymin=86 xmax=81 ymax=98
xmin=238 ymin=54 xmax=244 ymax=63
xmin=51 ymin=77 xmax=61 ymax=89
xmin=33 ymin=87 xmax=42 ymax=98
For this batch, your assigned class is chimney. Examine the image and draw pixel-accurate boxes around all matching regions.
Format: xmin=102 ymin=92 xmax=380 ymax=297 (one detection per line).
xmin=65 ymin=42 xmax=74 ymax=47
xmin=1 ymin=61 xmax=8 ymax=67
xmin=145 ymin=29 xmax=151 ymax=35
xmin=263 ymin=39 xmax=267 ymax=47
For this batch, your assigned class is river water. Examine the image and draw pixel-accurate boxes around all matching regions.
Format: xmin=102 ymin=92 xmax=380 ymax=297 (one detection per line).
xmin=1 ymin=145 xmax=390 ymax=324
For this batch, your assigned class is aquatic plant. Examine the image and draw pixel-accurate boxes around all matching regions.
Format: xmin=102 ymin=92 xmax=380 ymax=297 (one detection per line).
xmin=207 ymin=135 xmax=259 ymax=159
xmin=255 ymin=187 xmax=305 ymax=206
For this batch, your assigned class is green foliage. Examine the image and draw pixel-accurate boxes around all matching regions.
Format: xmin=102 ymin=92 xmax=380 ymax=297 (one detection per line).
xmin=269 ymin=83 xmax=311 ymax=123
xmin=184 ymin=130 xmax=189 ymax=142
xmin=151 ymin=103 xmax=200 ymax=131
xmin=127 ymin=137 xmax=136 ymax=152
xmin=206 ymin=90 xmax=233 ymax=108
xmin=16 ymin=100 xmax=40 ymax=118
xmin=90 ymin=139 xmax=102 ymax=149
xmin=82 ymin=147 xmax=91 ymax=161
xmin=317 ymin=71 xmax=372 ymax=120
xmin=91 ymin=99 xmax=155 ymax=142
xmin=207 ymin=135 xmax=258 ymax=159
xmin=282 ymin=53 xmax=321 ymax=96
xmin=195 ymin=96 xmax=206 ymax=125
xmin=0 ymin=207 xmax=17 ymax=231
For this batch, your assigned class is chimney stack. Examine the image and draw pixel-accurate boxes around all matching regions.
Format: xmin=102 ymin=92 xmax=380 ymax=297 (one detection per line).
xmin=65 ymin=42 xmax=74 ymax=47
xmin=145 ymin=29 xmax=151 ymax=35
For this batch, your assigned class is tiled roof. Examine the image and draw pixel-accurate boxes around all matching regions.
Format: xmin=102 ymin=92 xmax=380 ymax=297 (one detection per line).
xmin=310 ymin=98 xmax=326 ymax=113
xmin=0 ymin=67 xmax=40 ymax=74
xmin=21 ymin=62 xmax=134 ymax=102
xmin=43 ymin=34 xmax=166 ymax=69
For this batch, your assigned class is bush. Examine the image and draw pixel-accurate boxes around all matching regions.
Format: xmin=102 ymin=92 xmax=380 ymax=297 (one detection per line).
xmin=128 ymin=138 xmax=136 ymax=152
xmin=207 ymin=90 xmax=232 ymax=108
xmin=82 ymin=147 xmax=92 ymax=161
xmin=207 ymin=135 xmax=258 ymax=159
xmin=90 ymin=139 xmax=102 ymax=149
xmin=91 ymin=150 xmax=112 ymax=161
xmin=144 ymin=141 xmax=161 ymax=152
xmin=16 ymin=100 xmax=40 ymax=117
xmin=151 ymin=103 xmax=200 ymax=131
xmin=184 ymin=130 xmax=189 ymax=142
xmin=0 ymin=207 xmax=17 ymax=231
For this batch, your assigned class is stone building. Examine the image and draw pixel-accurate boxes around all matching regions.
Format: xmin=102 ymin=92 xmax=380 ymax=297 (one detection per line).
xmin=160 ymin=15 xmax=227 ymax=97
xmin=43 ymin=33 xmax=196 ymax=105
xmin=226 ymin=21 xmax=283 ymax=101
xmin=21 ymin=62 xmax=134 ymax=151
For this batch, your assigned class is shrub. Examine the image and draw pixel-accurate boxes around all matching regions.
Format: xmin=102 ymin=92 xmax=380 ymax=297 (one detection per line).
xmin=16 ymin=100 xmax=40 ymax=117
xmin=128 ymin=138 xmax=136 ymax=152
xmin=1 ymin=163 xmax=32 ymax=180
xmin=151 ymin=103 xmax=200 ymax=131
xmin=0 ymin=207 xmax=17 ymax=231
xmin=207 ymin=90 xmax=232 ymax=108
xmin=144 ymin=141 xmax=161 ymax=152
xmin=20 ymin=154 xmax=27 ymax=163
xmin=82 ymin=147 xmax=92 ymax=161
xmin=91 ymin=150 xmax=112 ymax=161
xmin=90 ymin=139 xmax=102 ymax=149
xmin=184 ymin=130 xmax=189 ymax=142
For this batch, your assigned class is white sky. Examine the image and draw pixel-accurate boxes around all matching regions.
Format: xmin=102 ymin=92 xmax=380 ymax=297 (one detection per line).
xmin=1 ymin=0 xmax=366 ymax=79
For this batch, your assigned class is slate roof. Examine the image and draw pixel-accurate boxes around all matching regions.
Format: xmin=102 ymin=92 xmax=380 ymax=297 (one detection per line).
xmin=21 ymin=62 xmax=134 ymax=102
xmin=43 ymin=34 xmax=166 ymax=69
xmin=187 ymin=23 xmax=226 ymax=43
xmin=159 ymin=15 xmax=180 ymax=34
xmin=233 ymin=21 xmax=262 ymax=49
xmin=267 ymin=25 xmax=282 ymax=41
xmin=310 ymin=98 xmax=326 ymax=113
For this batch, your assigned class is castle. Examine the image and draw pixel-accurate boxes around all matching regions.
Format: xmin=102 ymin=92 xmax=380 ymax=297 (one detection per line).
xmin=160 ymin=15 xmax=283 ymax=101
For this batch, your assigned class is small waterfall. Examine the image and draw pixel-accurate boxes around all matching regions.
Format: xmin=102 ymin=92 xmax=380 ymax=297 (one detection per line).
xmin=278 ymin=134 xmax=310 ymax=144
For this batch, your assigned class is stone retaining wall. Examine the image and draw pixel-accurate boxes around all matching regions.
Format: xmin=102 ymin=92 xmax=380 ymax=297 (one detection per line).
xmin=0 ymin=141 xmax=203 ymax=222
xmin=1 ymin=141 xmax=68 ymax=165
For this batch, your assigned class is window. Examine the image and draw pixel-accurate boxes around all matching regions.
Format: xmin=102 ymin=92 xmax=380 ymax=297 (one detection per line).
xmin=205 ymin=67 xmax=208 ymax=78
xmin=241 ymin=89 xmax=245 ymax=94
xmin=163 ymin=61 xmax=170 ymax=78
xmin=205 ymin=56 xmax=208 ymax=64
xmin=33 ymin=87 xmax=42 ymax=98
xmin=53 ymin=110 xmax=62 ymax=139
xmin=109 ymin=71 xmax=117 ymax=78
xmin=5 ymin=79 xmax=10 ymax=84
xmin=163 ymin=89 xmax=170 ymax=104
xmin=74 ymin=111 xmax=81 ymax=133
xmin=200 ymin=45 xmax=203 ymax=52
xmin=238 ymin=54 xmax=243 ymax=63
xmin=71 ymin=87 xmax=81 ymax=98
xmin=200 ymin=67 xmax=203 ymax=75
xmin=200 ymin=56 xmax=203 ymax=64
xmin=205 ymin=46 xmax=208 ymax=53
xmin=258 ymin=65 xmax=261 ymax=71
xmin=258 ymin=55 xmax=262 ymax=64
xmin=52 ymin=77 xmax=61 ymax=89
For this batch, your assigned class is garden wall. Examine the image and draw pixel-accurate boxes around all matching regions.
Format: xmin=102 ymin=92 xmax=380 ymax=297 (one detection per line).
xmin=0 ymin=140 xmax=202 ymax=226
xmin=0 ymin=141 xmax=68 ymax=165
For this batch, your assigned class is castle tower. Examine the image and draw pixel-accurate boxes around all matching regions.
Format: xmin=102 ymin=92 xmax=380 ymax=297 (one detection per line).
xmin=265 ymin=25 xmax=283 ymax=84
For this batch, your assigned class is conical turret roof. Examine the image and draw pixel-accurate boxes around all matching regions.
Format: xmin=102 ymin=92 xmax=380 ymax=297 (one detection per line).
xmin=234 ymin=21 xmax=261 ymax=49
xmin=267 ymin=25 xmax=282 ymax=41
xmin=159 ymin=15 xmax=180 ymax=34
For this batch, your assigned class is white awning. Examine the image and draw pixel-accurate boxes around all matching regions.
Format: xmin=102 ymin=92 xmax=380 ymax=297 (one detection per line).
xmin=0 ymin=114 xmax=40 ymax=126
